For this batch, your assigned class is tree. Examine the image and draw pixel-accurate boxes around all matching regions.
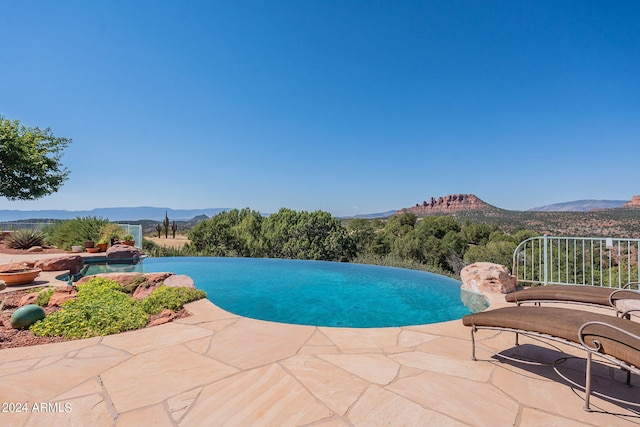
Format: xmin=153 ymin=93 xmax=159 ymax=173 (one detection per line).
xmin=0 ymin=116 xmax=71 ymax=200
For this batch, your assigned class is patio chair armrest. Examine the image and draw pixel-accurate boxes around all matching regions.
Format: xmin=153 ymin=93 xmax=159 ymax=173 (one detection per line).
xmin=578 ymin=320 xmax=640 ymax=352
xmin=623 ymin=282 xmax=640 ymax=290
xmin=621 ymin=308 xmax=640 ymax=319
xmin=608 ymin=288 xmax=640 ymax=312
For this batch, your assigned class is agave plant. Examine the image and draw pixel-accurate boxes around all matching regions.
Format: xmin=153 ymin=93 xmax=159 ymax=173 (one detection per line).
xmin=5 ymin=229 xmax=46 ymax=249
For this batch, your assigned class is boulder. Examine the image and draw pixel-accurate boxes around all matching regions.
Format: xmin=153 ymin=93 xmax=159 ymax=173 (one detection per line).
xmin=48 ymin=287 xmax=78 ymax=307
xmin=163 ymin=274 xmax=195 ymax=289
xmin=0 ymin=262 xmax=32 ymax=273
xmin=27 ymin=246 xmax=43 ymax=253
xmin=19 ymin=292 xmax=39 ymax=306
xmin=0 ymin=280 xmax=5 ymax=291
xmin=148 ymin=309 xmax=178 ymax=327
xmin=35 ymin=255 xmax=84 ymax=274
xmin=460 ymin=262 xmax=517 ymax=294
xmin=106 ymin=244 xmax=141 ymax=260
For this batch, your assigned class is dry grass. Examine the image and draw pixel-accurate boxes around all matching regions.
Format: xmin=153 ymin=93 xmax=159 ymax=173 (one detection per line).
xmin=145 ymin=234 xmax=190 ymax=249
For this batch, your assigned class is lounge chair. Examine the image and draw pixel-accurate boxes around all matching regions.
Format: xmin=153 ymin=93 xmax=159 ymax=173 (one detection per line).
xmin=505 ymin=282 xmax=640 ymax=317
xmin=462 ymin=306 xmax=640 ymax=411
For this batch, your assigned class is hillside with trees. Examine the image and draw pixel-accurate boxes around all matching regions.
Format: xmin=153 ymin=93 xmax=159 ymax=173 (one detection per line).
xmin=398 ymin=194 xmax=640 ymax=237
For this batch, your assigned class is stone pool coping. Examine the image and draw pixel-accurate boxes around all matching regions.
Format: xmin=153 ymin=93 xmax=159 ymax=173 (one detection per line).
xmin=1 ymin=252 xmax=639 ymax=426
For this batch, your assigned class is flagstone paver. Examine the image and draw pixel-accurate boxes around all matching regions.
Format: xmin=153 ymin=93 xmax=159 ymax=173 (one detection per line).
xmin=100 ymin=344 xmax=239 ymax=413
xmin=2 ymin=254 xmax=640 ymax=426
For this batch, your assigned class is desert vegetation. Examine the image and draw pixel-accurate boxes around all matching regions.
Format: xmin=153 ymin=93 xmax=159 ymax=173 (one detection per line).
xmin=143 ymin=208 xmax=538 ymax=277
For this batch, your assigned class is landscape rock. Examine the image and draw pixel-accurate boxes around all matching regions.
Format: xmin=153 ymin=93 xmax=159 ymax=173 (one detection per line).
xmin=163 ymin=274 xmax=195 ymax=289
xmin=0 ymin=262 xmax=33 ymax=273
xmin=131 ymin=273 xmax=192 ymax=299
xmin=18 ymin=292 xmax=39 ymax=306
xmin=106 ymin=244 xmax=141 ymax=260
xmin=148 ymin=309 xmax=177 ymax=327
xmin=460 ymin=262 xmax=517 ymax=294
xmin=48 ymin=287 xmax=78 ymax=307
xmin=0 ymin=280 xmax=5 ymax=291
xmin=35 ymin=255 xmax=84 ymax=274
xmin=27 ymin=246 xmax=43 ymax=253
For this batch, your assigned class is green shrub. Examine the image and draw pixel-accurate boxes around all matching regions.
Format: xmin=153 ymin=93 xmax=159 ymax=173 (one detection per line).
xmin=44 ymin=217 xmax=109 ymax=250
xmin=5 ymin=229 xmax=46 ymax=249
xmin=30 ymin=277 xmax=148 ymax=339
xmin=35 ymin=288 xmax=56 ymax=306
xmin=141 ymin=286 xmax=207 ymax=315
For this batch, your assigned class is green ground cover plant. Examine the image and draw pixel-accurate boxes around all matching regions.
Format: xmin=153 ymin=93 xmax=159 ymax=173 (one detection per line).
xmin=141 ymin=286 xmax=207 ymax=314
xmin=30 ymin=278 xmax=148 ymax=338
xmin=35 ymin=287 xmax=55 ymax=307
xmin=29 ymin=278 xmax=207 ymax=339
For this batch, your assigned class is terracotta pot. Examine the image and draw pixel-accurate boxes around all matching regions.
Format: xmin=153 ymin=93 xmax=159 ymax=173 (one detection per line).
xmin=122 ymin=240 xmax=135 ymax=246
xmin=97 ymin=243 xmax=108 ymax=252
xmin=86 ymin=247 xmax=100 ymax=253
xmin=0 ymin=269 xmax=41 ymax=286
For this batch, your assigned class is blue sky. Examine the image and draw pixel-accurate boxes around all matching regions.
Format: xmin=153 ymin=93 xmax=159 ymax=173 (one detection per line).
xmin=1 ymin=0 xmax=639 ymax=216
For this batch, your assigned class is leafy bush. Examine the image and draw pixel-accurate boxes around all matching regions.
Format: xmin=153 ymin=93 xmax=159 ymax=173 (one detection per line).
xmin=44 ymin=217 xmax=109 ymax=250
xmin=30 ymin=277 xmax=148 ymax=338
xmin=5 ymin=229 xmax=46 ymax=249
xmin=98 ymin=223 xmax=127 ymax=244
xmin=35 ymin=288 xmax=56 ymax=306
xmin=141 ymin=286 xmax=207 ymax=315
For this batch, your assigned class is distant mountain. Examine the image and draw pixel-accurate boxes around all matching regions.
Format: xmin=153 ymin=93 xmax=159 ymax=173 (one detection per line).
xmin=0 ymin=207 xmax=231 ymax=222
xmin=343 ymin=210 xmax=398 ymax=219
xmin=528 ymin=200 xmax=627 ymax=212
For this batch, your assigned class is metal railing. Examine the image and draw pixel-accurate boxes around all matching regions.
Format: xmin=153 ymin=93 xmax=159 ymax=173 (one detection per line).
xmin=513 ymin=235 xmax=640 ymax=288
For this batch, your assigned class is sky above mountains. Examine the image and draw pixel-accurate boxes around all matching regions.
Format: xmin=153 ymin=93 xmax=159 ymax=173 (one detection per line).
xmin=1 ymin=1 xmax=639 ymax=217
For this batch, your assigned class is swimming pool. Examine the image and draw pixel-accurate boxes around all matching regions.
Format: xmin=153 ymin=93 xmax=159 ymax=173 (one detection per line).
xmin=112 ymin=257 xmax=487 ymax=328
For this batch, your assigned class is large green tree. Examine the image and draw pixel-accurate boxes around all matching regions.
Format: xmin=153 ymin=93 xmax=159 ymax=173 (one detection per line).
xmin=0 ymin=116 xmax=71 ymax=200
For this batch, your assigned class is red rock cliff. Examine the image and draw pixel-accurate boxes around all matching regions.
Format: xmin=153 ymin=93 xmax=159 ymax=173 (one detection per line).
xmin=623 ymin=196 xmax=640 ymax=208
xmin=397 ymin=194 xmax=492 ymax=215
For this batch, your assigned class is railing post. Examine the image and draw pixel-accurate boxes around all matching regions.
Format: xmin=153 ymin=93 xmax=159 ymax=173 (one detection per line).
xmin=543 ymin=234 xmax=548 ymax=286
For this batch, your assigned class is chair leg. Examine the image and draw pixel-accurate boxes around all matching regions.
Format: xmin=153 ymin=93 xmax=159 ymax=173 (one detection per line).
xmin=584 ymin=351 xmax=593 ymax=411
xmin=471 ymin=328 xmax=477 ymax=361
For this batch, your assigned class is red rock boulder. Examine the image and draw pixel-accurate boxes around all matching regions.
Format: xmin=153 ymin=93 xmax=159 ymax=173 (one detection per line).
xmin=106 ymin=244 xmax=141 ymax=260
xmin=48 ymin=287 xmax=78 ymax=307
xmin=34 ymin=255 xmax=84 ymax=274
xmin=460 ymin=262 xmax=517 ymax=294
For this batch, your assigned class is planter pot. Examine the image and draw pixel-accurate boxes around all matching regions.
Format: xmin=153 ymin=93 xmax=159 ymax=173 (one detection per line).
xmin=97 ymin=243 xmax=108 ymax=252
xmin=122 ymin=240 xmax=135 ymax=246
xmin=86 ymin=247 xmax=101 ymax=253
xmin=71 ymin=245 xmax=83 ymax=253
xmin=0 ymin=268 xmax=42 ymax=286
xmin=84 ymin=241 xmax=95 ymax=249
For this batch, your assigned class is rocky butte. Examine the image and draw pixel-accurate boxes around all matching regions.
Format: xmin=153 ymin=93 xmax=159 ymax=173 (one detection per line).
xmin=396 ymin=194 xmax=492 ymax=215
xmin=623 ymin=196 xmax=640 ymax=208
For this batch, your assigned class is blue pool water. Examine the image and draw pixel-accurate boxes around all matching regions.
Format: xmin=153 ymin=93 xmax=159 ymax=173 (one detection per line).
xmin=96 ymin=257 xmax=486 ymax=328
